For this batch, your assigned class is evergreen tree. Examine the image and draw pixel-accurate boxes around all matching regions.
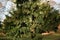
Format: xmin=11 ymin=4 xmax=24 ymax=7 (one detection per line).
xmin=1 ymin=0 xmax=60 ymax=40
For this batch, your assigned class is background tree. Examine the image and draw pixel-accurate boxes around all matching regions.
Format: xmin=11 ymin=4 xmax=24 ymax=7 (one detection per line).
xmin=1 ymin=0 xmax=60 ymax=40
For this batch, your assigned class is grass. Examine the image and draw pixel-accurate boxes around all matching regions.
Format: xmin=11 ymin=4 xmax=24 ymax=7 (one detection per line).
xmin=0 ymin=33 xmax=60 ymax=40
xmin=42 ymin=33 xmax=60 ymax=40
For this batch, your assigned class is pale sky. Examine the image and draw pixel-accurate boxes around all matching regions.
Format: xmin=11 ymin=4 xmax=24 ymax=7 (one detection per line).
xmin=54 ymin=0 xmax=60 ymax=4
xmin=0 ymin=0 xmax=15 ymax=22
xmin=52 ymin=0 xmax=60 ymax=10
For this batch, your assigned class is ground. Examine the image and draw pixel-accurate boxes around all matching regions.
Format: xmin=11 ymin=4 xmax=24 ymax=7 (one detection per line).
xmin=0 ymin=33 xmax=60 ymax=40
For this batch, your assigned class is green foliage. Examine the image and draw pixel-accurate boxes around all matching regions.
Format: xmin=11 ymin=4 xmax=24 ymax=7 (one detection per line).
xmin=1 ymin=0 xmax=60 ymax=40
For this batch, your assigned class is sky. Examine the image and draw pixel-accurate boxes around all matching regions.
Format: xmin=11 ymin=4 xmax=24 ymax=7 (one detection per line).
xmin=52 ymin=0 xmax=60 ymax=10
xmin=0 ymin=0 xmax=15 ymax=22
xmin=54 ymin=0 xmax=60 ymax=4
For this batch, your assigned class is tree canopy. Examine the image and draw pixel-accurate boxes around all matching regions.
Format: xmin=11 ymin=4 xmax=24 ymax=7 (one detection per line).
xmin=0 ymin=0 xmax=60 ymax=40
